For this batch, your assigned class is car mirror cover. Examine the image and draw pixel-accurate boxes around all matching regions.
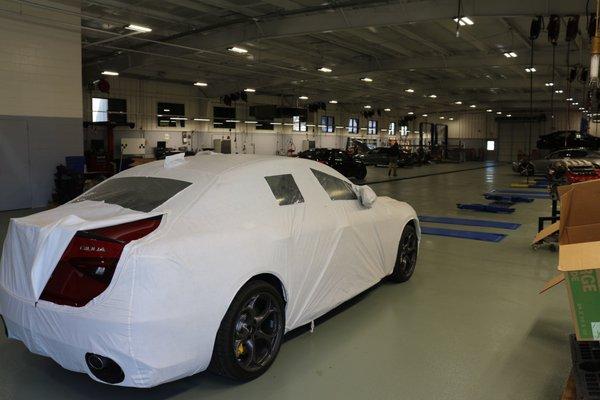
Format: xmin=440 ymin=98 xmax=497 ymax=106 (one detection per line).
xmin=357 ymin=185 xmax=377 ymax=208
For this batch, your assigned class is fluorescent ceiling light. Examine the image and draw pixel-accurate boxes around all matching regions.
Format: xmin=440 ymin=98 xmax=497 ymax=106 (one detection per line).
xmin=506 ymin=114 xmax=512 ymax=117
xmin=194 ymin=81 xmax=208 ymax=87
xmin=496 ymin=111 xmax=502 ymax=115
xmin=101 ymin=71 xmax=118 ymax=76
xmin=503 ymin=51 xmax=518 ymax=58
xmin=429 ymin=94 xmax=437 ymax=98
xmin=170 ymin=117 xmax=187 ymax=121
xmin=422 ymin=114 xmax=428 ymax=117
xmin=364 ymin=105 xmax=372 ymax=109
xmin=228 ymin=46 xmax=248 ymax=54
xmin=336 ymin=126 xmax=344 ymax=129
xmin=270 ymin=122 xmax=282 ymax=125
xmin=545 ymin=82 xmax=554 ymax=87
xmin=486 ymin=109 xmax=493 ymax=112
xmin=360 ymin=77 xmax=373 ymax=82
xmin=244 ymin=88 xmax=256 ymax=92
xmin=454 ymin=101 xmax=462 ymax=105
xmin=306 ymin=124 xmax=316 ymax=127
xmin=318 ymin=67 xmax=332 ymax=73
xmin=225 ymin=119 xmax=240 ymax=123
xmin=405 ymin=88 xmax=415 ymax=93
xmin=408 ymin=111 xmax=414 ymax=115
xmin=449 ymin=117 xmax=455 ymax=121
xmin=244 ymin=120 xmax=257 ymax=124
xmin=163 ymin=109 xmax=170 ymax=112
xmin=525 ymin=67 xmax=536 ymax=73
xmin=555 ymin=89 xmax=564 ymax=94
xmin=439 ymin=116 xmax=445 ymax=119
xmin=329 ymin=100 xmax=338 ymax=104
xmin=566 ymin=97 xmax=574 ymax=101
xmin=469 ymin=104 xmax=477 ymax=108
xmin=453 ymin=16 xmax=474 ymax=26
xmin=572 ymin=102 xmax=579 ymax=106
xmin=125 ymin=24 xmax=152 ymax=33
xmin=579 ymin=107 xmax=586 ymax=110
xmin=299 ymin=96 xmax=309 ymax=100
xmin=384 ymin=108 xmax=391 ymax=112
xmin=194 ymin=118 xmax=210 ymax=122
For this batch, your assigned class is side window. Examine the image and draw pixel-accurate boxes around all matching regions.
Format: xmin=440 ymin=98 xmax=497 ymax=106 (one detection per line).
xmin=265 ymin=174 xmax=305 ymax=206
xmin=311 ymin=168 xmax=357 ymax=201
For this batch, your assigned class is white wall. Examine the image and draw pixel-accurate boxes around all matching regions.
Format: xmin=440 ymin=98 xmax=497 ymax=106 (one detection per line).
xmin=0 ymin=0 xmax=82 ymax=118
xmin=0 ymin=0 xmax=83 ymax=210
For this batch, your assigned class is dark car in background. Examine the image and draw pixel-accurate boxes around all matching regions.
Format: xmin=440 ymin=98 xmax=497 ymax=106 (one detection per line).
xmin=536 ymin=131 xmax=600 ymax=150
xmin=354 ymin=147 xmax=415 ymax=167
xmin=298 ymin=148 xmax=367 ymax=180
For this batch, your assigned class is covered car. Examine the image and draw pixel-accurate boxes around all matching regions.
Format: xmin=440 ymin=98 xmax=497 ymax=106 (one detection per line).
xmin=536 ymin=130 xmax=600 ymax=150
xmin=514 ymin=148 xmax=600 ymax=176
xmin=354 ymin=147 xmax=415 ymax=167
xmin=0 ymin=153 xmax=419 ymax=387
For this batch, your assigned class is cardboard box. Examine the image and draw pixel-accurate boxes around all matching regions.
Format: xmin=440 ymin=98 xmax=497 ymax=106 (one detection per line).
xmin=542 ymin=180 xmax=600 ymax=340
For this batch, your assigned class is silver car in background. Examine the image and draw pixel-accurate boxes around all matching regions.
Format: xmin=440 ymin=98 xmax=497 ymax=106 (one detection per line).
xmin=513 ymin=148 xmax=600 ymax=176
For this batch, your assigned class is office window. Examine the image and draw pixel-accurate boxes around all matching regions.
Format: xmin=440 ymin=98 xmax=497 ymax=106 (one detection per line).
xmin=348 ymin=118 xmax=359 ymax=134
xmin=320 ymin=115 xmax=334 ymax=133
xmin=388 ymin=122 xmax=396 ymax=135
xmin=213 ymin=107 xmax=236 ymax=129
xmin=293 ymin=115 xmax=307 ymax=132
xmin=486 ymin=140 xmax=495 ymax=151
xmin=265 ymin=174 xmax=305 ymax=206
xmin=368 ymin=120 xmax=378 ymax=135
xmin=92 ymin=98 xmax=108 ymax=122
xmin=400 ymin=125 xmax=409 ymax=136
xmin=158 ymin=102 xmax=185 ymax=127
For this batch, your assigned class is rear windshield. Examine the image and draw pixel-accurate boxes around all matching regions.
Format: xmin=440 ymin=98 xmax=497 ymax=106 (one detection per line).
xmin=73 ymin=177 xmax=191 ymax=212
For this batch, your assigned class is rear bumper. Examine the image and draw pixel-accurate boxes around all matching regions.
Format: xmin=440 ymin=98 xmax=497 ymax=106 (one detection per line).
xmin=0 ymin=284 xmax=208 ymax=387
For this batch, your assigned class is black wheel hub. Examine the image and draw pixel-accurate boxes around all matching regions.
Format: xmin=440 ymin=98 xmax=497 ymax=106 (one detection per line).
xmin=233 ymin=292 xmax=282 ymax=372
xmin=398 ymin=230 xmax=418 ymax=275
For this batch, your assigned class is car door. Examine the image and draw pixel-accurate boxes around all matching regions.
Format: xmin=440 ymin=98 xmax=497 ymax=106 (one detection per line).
xmin=293 ymin=167 xmax=391 ymax=323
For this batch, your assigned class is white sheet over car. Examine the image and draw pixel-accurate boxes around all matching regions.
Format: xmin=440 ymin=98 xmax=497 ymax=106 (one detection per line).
xmin=0 ymin=153 xmax=416 ymax=387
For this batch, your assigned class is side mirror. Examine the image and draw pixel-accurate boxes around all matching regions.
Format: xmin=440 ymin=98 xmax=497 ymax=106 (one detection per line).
xmin=355 ymin=185 xmax=377 ymax=208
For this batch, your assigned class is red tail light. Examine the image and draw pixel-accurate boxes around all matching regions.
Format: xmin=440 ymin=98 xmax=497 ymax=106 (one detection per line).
xmin=40 ymin=216 xmax=162 ymax=307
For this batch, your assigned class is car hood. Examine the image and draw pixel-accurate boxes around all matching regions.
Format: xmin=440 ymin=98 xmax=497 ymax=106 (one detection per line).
xmin=0 ymin=201 xmax=160 ymax=302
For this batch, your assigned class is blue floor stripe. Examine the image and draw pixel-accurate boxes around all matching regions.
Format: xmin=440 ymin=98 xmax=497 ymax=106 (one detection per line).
xmin=489 ymin=191 xmax=550 ymax=199
xmin=419 ymin=215 xmax=521 ymax=230
xmin=492 ymin=188 xmax=548 ymax=194
xmin=421 ymin=226 xmax=507 ymax=242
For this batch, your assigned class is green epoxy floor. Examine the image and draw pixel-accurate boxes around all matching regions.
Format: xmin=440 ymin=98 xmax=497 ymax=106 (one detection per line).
xmin=0 ymin=164 xmax=570 ymax=400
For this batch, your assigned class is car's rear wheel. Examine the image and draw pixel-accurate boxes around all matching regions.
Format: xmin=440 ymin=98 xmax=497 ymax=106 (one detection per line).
xmin=389 ymin=224 xmax=418 ymax=283
xmin=209 ymin=280 xmax=285 ymax=381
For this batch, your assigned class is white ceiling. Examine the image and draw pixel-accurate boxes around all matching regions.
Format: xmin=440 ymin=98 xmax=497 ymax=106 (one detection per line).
xmin=72 ymin=0 xmax=594 ymax=114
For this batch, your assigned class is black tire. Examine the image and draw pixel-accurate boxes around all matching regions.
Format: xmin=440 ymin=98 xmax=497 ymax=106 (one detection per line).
xmin=209 ymin=280 xmax=285 ymax=381
xmin=355 ymin=165 xmax=367 ymax=180
xmin=389 ymin=224 xmax=418 ymax=283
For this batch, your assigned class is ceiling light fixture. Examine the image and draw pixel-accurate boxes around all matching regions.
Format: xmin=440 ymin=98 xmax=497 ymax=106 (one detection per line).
xmin=125 ymin=24 xmax=152 ymax=33
xmin=299 ymin=96 xmax=309 ymax=100
xmin=439 ymin=116 xmax=445 ymax=119
xmin=496 ymin=111 xmax=502 ymax=115
xmin=101 ymin=71 xmax=118 ymax=76
xmin=244 ymin=120 xmax=257 ymax=124
xmin=555 ymin=89 xmax=564 ymax=94
xmin=405 ymin=88 xmax=415 ymax=93
xmin=360 ymin=77 xmax=373 ymax=82
xmin=228 ymin=46 xmax=248 ymax=54
xmin=384 ymin=108 xmax=391 ymax=112
xmin=318 ymin=67 xmax=333 ymax=73
xmin=449 ymin=117 xmax=455 ymax=121
xmin=408 ymin=111 xmax=414 ymax=115
xmin=429 ymin=94 xmax=437 ymax=98
xmin=194 ymin=81 xmax=207 ymax=87
xmin=193 ymin=118 xmax=210 ymax=122
xmin=566 ymin=97 xmax=574 ymax=101
xmin=469 ymin=104 xmax=477 ymax=108
xmin=503 ymin=51 xmax=518 ymax=58
xmin=486 ymin=109 xmax=493 ymax=112
xmin=422 ymin=114 xmax=428 ymax=117
xmin=364 ymin=105 xmax=372 ymax=109
xmin=244 ymin=88 xmax=256 ymax=92
xmin=525 ymin=67 xmax=537 ymax=73
xmin=506 ymin=114 xmax=512 ymax=117
xmin=454 ymin=101 xmax=462 ymax=105
xmin=453 ymin=16 xmax=474 ymax=26
xmin=329 ymin=100 xmax=338 ymax=104
xmin=545 ymin=82 xmax=554 ymax=87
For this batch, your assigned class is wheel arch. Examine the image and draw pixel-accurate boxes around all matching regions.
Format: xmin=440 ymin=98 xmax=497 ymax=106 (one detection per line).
xmin=245 ymin=273 xmax=288 ymax=304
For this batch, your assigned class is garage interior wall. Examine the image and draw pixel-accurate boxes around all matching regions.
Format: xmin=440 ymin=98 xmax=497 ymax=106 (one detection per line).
xmin=0 ymin=0 xmax=83 ymax=211
xmin=84 ymin=77 xmax=506 ymax=158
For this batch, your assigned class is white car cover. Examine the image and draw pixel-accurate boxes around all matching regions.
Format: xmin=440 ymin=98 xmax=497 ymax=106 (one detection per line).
xmin=0 ymin=153 xmax=418 ymax=387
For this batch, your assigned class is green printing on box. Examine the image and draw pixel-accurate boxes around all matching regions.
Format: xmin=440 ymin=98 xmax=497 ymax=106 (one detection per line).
xmin=566 ymin=270 xmax=600 ymax=341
